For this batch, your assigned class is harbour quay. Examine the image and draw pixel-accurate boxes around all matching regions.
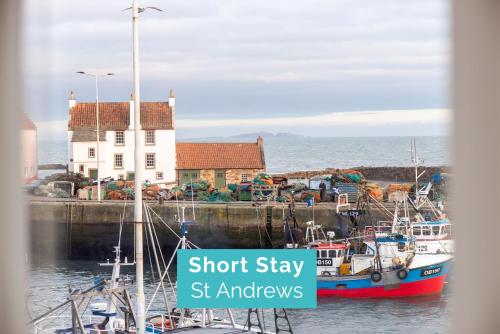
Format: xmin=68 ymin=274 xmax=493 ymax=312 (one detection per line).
xmin=28 ymin=199 xmax=400 ymax=262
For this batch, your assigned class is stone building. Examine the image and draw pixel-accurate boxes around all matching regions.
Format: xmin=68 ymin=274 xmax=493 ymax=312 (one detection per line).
xmin=175 ymin=137 xmax=266 ymax=187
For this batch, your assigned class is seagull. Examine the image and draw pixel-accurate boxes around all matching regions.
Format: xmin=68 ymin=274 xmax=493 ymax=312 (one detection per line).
xmin=122 ymin=6 xmax=164 ymax=13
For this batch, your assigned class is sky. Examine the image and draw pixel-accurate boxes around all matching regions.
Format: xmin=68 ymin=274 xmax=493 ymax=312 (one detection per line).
xmin=23 ymin=0 xmax=451 ymax=140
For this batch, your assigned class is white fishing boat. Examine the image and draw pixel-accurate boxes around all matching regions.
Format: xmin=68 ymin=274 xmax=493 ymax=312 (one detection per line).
xmin=363 ymin=138 xmax=455 ymax=255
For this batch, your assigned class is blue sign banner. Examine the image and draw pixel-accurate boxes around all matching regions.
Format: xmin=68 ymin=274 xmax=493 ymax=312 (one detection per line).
xmin=177 ymin=249 xmax=317 ymax=308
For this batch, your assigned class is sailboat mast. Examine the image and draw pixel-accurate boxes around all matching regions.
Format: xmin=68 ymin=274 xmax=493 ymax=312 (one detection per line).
xmin=412 ymin=137 xmax=419 ymax=202
xmin=132 ymin=1 xmax=145 ymax=333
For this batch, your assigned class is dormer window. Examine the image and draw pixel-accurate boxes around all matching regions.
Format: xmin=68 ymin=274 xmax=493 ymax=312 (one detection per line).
xmin=145 ymin=130 xmax=155 ymax=145
xmin=115 ymin=131 xmax=125 ymax=145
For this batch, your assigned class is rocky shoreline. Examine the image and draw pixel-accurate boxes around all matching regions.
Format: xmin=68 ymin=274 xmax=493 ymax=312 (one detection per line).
xmin=273 ymin=166 xmax=449 ymax=182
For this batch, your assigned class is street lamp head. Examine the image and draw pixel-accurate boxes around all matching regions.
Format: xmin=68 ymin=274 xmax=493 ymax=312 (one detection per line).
xmin=106 ymin=73 xmax=115 ymax=76
xmin=76 ymin=71 xmax=86 ymax=74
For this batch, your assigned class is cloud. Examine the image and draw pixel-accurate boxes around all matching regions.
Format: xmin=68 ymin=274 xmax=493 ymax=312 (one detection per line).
xmin=23 ymin=0 xmax=450 ymax=132
xmin=177 ymin=109 xmax=450 ymax=129
xmin=35 ymin=108 xmax=450 ymax=141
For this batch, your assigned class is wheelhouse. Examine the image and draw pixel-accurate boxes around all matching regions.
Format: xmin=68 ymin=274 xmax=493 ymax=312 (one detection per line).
xmin=412 ymin=220 xmax=453 ymax=240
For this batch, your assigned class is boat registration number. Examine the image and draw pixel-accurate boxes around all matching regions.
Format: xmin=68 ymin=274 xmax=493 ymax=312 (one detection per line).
xmin=420 ymin=266 xmax=442 ymax=277
xmin=317 ymin=258 xmax=333 ymax=266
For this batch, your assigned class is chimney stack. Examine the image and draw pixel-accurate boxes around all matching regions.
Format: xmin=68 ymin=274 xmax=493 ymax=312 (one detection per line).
xmin=257 ymin=136 xmax=264 ymax=147
xmin=68 ymin=91 xmax=76 ymax=108
xmin=169 ymin=88 xmax=176 ymax=128
xmin=257 ymin=136 xmax=266 ymax=170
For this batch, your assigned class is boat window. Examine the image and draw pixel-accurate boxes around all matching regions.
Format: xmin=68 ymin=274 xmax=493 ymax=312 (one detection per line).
xmin=432 ymin=226 xmax=441 ymax=235
xmin=321 ymin=250 xmax=328 ymax=258
xmin=317 ymin=250 xmax=321 ymax=258
xmin=422 ymin=226 xmax=431 ymax=236
xmin=413 ymin=226 xmax=421 ymax=236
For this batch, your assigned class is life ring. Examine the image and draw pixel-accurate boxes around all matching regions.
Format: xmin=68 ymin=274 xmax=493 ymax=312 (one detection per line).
xmin=371 ymin=271 xmax=382 ymax=282
xmin=153 ymin=319 xmax=173 ymax=329
xmin=321 ymin=271 xmax=332 ymax=277
xmin=397 ymin=269 xmax=408 ymax=280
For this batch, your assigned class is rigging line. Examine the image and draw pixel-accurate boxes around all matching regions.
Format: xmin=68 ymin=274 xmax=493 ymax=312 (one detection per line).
xmin=147 ymin=205 xmax=176 ymax=297
xmin=255 ymin=204 xmax=264 ymax=249
xmin=187 ymin=240 xmax=201 ymax=249
xmin=35 ymin=305 xmax=71 ymax=332
xmin=175 ymin=191 xmax=181 ymax=221
xmin=146 ymin=205 xmax=168 ymax=271
xmin=144 ymin=215 xmax=156 ymax=284
xmin=146 ymin=238 xmax=182 ymax=314
xmin=118 ymin=201 xmax=127 ymax=250
xmin=143 ymin=205 xmax=174 ymax=327
xmin=145 ymin=204 xmax=175 ymax=304
xmin=148 ymin=205 xmax=181 ymax=239
xmin=79 ymin=294 xmax=93 ymax=320
xmin=147 ymin=205 xmax=202 ymax=249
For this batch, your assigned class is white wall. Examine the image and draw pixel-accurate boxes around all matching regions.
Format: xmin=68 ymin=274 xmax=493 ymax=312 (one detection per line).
xmin=69 ymin=129 xmax=176 ymax=184
xmin=20 ymin=128 xmax=37 ymax=183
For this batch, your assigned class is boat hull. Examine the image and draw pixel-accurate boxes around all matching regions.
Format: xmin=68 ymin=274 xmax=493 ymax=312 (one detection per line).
xmin=317 ymin=259 xmax=450 ymax=298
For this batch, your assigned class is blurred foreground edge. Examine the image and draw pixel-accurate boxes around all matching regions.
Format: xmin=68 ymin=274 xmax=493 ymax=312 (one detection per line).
xmin=0 ymin=0 xmax=26 ymax=334
xmin=453 ymin=0 xmax=500 ymax=333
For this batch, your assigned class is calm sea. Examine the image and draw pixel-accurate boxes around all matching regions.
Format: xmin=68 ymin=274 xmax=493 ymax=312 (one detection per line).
xmin=29 ymin=261 xmax=452 ymax=334
xmin=39 ymin=136 xmax=449 ymax=175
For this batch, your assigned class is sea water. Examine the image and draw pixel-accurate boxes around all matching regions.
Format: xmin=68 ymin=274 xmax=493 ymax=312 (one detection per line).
xmin=29 ymin=261 xmax=452 ymax=334
xmin=38 ymin=136 xmax=449 ymax=176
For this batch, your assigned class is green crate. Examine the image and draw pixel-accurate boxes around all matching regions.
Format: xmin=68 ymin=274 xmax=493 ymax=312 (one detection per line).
xmin=238 ymin=191 xmax=252 ymax=201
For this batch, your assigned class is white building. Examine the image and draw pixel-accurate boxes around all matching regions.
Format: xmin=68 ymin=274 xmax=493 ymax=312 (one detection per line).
xmin=67 ymin=90 xmax=176 ymax=184
xmin=20 ymin=112 xmax=38 ymax=183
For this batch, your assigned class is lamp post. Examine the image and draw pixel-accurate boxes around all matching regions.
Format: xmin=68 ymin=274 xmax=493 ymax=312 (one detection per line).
xmin=76 ymin=71 xmax=114 ymax=202
xmin=125 ymin=2 xmax=162 ymax=333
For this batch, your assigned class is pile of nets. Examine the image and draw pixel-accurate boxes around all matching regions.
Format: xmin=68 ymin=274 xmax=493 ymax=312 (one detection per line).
xmin=253 ymin=173 xmax=273 ymax=185
xmin=365 ymin=183 xmax=383 ymax=200
xmin=207 ymin=189 xmax=235 ymax=202
xmin=332 ymin=169 xmax=365 ymax=184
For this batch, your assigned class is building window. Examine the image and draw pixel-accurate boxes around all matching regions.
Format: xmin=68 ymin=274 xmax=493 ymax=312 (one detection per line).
xmin=114 ymin=153 xmax=124 ymax=169
xmin=241 ymin=173 xmax=250 ymax=182
xmin=145 ymin=153 xmax=155 ymax=169
xmin=115 ymin=131 xmax=125 ymax=145
xmin=88 ymin=147 xmax=95 ymax=158
xmin=79 ymin=164 xmax=84 ymax=173
xmin=24 ymin=167 xmax=28 ymax=177
xmin=156 ymin=171 xmax=163 ymax=180
xmin=145 ymin=130 xmax=155 ymax=145
xmin=118 ymin=174 xmax=124 ymax=180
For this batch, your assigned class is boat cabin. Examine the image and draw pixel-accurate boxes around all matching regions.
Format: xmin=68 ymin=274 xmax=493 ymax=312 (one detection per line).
xmin=314 ymin=242 xmax=349 ymax=276
xmin=412 ymin=219 xmax=452 ymax=240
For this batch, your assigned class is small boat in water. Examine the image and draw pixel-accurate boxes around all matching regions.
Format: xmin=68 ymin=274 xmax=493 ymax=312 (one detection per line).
xmin=298 ymin=217 xmax=452 ymax=298
xmin=317 ymin=256 xmax=451 ymax=298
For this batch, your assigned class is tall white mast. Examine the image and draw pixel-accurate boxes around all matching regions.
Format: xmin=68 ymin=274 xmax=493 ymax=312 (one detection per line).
xmin=132 ymin=0 xmax=145 ymax=333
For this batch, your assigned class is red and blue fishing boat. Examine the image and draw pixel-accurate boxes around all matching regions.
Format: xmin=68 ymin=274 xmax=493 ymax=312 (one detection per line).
xmin=305 ymin=220 xmax=452 ymax=298
xmin=317 ymin=254 xmax=451 ymax=298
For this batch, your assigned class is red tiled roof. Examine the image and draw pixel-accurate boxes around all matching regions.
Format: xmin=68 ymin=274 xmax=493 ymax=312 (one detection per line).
xmin=21 ymin=112 xmax=36 ymax=130
xmin=68 ymin=102 xmax=173 ymax=130
xmin=176 ymin=142 xmax=265 ymax=170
